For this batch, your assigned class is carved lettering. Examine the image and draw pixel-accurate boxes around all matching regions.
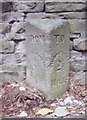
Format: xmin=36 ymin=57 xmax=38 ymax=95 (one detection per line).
xmin=54 ymin=34 xmax=64 ymax=43
xmin=56 ymin=60 xmax=61 ymax=70
xmin=30 ymin=34 xmax=45 ymax=43
xmin=51 ymin=76 xmax=68 ymax=86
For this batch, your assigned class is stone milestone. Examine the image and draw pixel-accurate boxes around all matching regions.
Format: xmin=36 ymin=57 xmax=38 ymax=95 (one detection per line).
xmin=25 ymin=19 xmax=70 ymax=99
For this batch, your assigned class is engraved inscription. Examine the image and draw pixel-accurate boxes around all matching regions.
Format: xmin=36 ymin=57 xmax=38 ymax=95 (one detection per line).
xmin=51 ymin=76 xmax=68 ymax=86
xmin=28 ymin=34 xmax=64 ymax=44
xmin=47 ymin=51 xmax=65 ymax=70
xmin=29 ymin=34 xmax=45 ymax=43
xmin=54 ymin=34 xmax=64 ymax=43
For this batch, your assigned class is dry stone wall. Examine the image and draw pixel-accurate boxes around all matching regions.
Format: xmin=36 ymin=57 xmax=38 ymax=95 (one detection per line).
xmin=0 ymin=0 xmax=86 ymax=86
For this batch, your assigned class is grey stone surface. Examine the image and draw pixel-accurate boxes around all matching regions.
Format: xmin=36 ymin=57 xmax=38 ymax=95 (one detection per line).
xmin=0 ymin=71 xmax=20 ymax=82
xmin=0 ymin=54 xmax=17 ymax=65
xmin=70 ymin=50 xmax=86 ymax=72
xmin=45 ymin=0 xmax=86 ymax=3
xmin=70 ymin=50 xmax=83 ymax=58
xmin=0 ymin=39 xmax=15 ymax=53
xmin=15 ymin=41 xmax=26 ymax=65
xmin=70 ymin=41 xmax=73 ymax=50
xmin=3 ymin=22 xmax=25 ymax=41
xmin=72 ymin=71 xmax=86 ymax=85
xmin=3 ymin=32 xmax=15 ymax=41
xmin=12 ymin=33 xmax=25 ymax=40
xmin=25 ymin=19 xmax=70 ymax=99
xmin=0 ymin=54 xmax=3 ymax=65
xmin=1 ymin=12 xmax=24 ymax=22
xmin=55 ymin=12 xmax=86 ymax=19
xmin=1 ymin=2 xmax=14 ymax=13
xmin=69 ymin=20 xmax=85 ymax=39
xmin=0 ymin=65 xmax=26 ymax=81
xmin=70 ymin=33 xmax=81 ymax=40
xmin=0 ymin=0 xmax=18 ymax=2
xmin=26 ymin=13 xmax=58 ymax=20
xmin=13 ymin=1 xmax=44 ymax=12
xmin=0 ymin=23 xmax=10 ymax=34
xmin=26 ymin=12 xmax=86 ymax=20
xmin=46 ymin=2 xmax=85 ymax=13
xmin=25 ymin=19 xmax=85 ymax=39
xmin=73 ymin=38 xmax=87 ymax=51
xmin=0 ymin=34 xmax=5 ymax=41
xmin=11 ymin=22 xmax=25 ymax=34
xmin=4 ymin=32 xmax=25 ymax=42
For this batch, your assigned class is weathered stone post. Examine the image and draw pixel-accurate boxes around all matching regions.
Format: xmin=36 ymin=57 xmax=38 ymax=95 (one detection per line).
xmin=25 ymin=19 xmax=70 ymax=99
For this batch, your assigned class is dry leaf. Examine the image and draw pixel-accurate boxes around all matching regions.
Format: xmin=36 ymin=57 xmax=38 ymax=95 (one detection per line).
xmin=36 ymin=108 xmax=53 ymax=116
xmin=17 ymin=111 xmax=28 ymax=117
xmin=0 ymin=94 xmax=2 ymax=98
xmin=19 ymin=87 xmax=26 ymax=91
xmin=52 ymin=106 xmax=69 ymax=117
xmin=64 ymin=97 xmax=73 ymax=105
xmin=80 ymin=90 xmax=87 ymax=96
xmin=11 ymin=83 xmax=19 ymax=87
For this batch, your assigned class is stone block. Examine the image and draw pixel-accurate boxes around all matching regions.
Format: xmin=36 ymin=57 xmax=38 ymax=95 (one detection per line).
xmin=70 ymin=50 xmax=86 ymax=72
xmin=2 ymin=12 xmax=24 ymax=22
xmin=0 ymin=0 xmax=18 ymax=2
xmin=0 ymin=39 xmax=15 ymax=53
xmin=2 ymin=22 xmax=25 ymax=41
xmin=26 ymin=13 xmax=51 ymax=20
xmin=72 ymin=71 xmax=87 ymax=85
xmin=46 ymin=0 xmax=85 ymax=13
xmin=73 ymin=38 xmax=87 ymax=51
xmin=5 ymin=32 xmax=25 ymax=41
xmin=1 ymin=54 xmax=17 ymax=65
xmin=25 ymin=13 xmax=65 ymax=20
xmin=0 ymin=65 xmax=26 ymax=82
xmin=69 ymin=20 xmax=85 ymax=39
xmin=12 ymin=33 xmax=25 ymax=40
xmin=1 ymin=2 xmax=14 ymax=13
xmin=0 ymin=71 xmax=19 ymax=82
xmin=15 ymin=41 xmax=26 ymax=65
xmin=70 ymin=41 xmax=73 ymax=50
xmin=11 ymin=22 xmax=25 ymax=34
xmin=13 ymin=1 xmax=44 ymax=12
xmin=0 ymin=54 xmax=3 ymax=65
xmin=3 ymin=32 xmax=15 ymax=41
xmin=0 ymin=23 xmax=11 ymax=34
xmin=56 ymin=12 xmax=86 ymax=19
xmin=26 ymin=12 xmax=86 ymax=21
xmin=70 ymin=33 xmax=81 ymax=40
xmin=45 ymin=0 xmax=86 ymax=3
xmin=0 ymin=13 xmax=2 ymax=23
xmin=25 ymin=19 xmax=70 ymax=99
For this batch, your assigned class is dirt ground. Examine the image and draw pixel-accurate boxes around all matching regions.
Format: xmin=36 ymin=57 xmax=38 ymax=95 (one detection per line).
xmin=0 ymin=79 xmax=86 ymax=118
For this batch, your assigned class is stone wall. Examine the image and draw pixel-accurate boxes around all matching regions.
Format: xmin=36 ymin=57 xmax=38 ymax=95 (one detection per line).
xmin=0 ymin=0 xmax=86 ymax=85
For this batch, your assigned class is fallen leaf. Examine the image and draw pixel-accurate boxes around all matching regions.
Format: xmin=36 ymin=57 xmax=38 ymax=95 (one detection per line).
xmin=51 ymin=103 xmax=56 ymax=107
xmin=17 ymin=111 xmax=28 ymax=117
xmin=80 ymin=90 xmax=87 ymax=96
xmin=52 ymin=106 xmax=69 ymax=117
xmin=64 ymin=97 xmax=73 ymax=105
xmin=0 ymin=94 xmax=2 ymax=98
xmin=19 ymin=87 xmax=26 ymax=91
xmin=11 ymin=83 xmax=19 ymax=87
xmin=36 ymin=108 xmax=53 ymax=116
xmin=73 ymin=100 xmax=79 ymax=105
